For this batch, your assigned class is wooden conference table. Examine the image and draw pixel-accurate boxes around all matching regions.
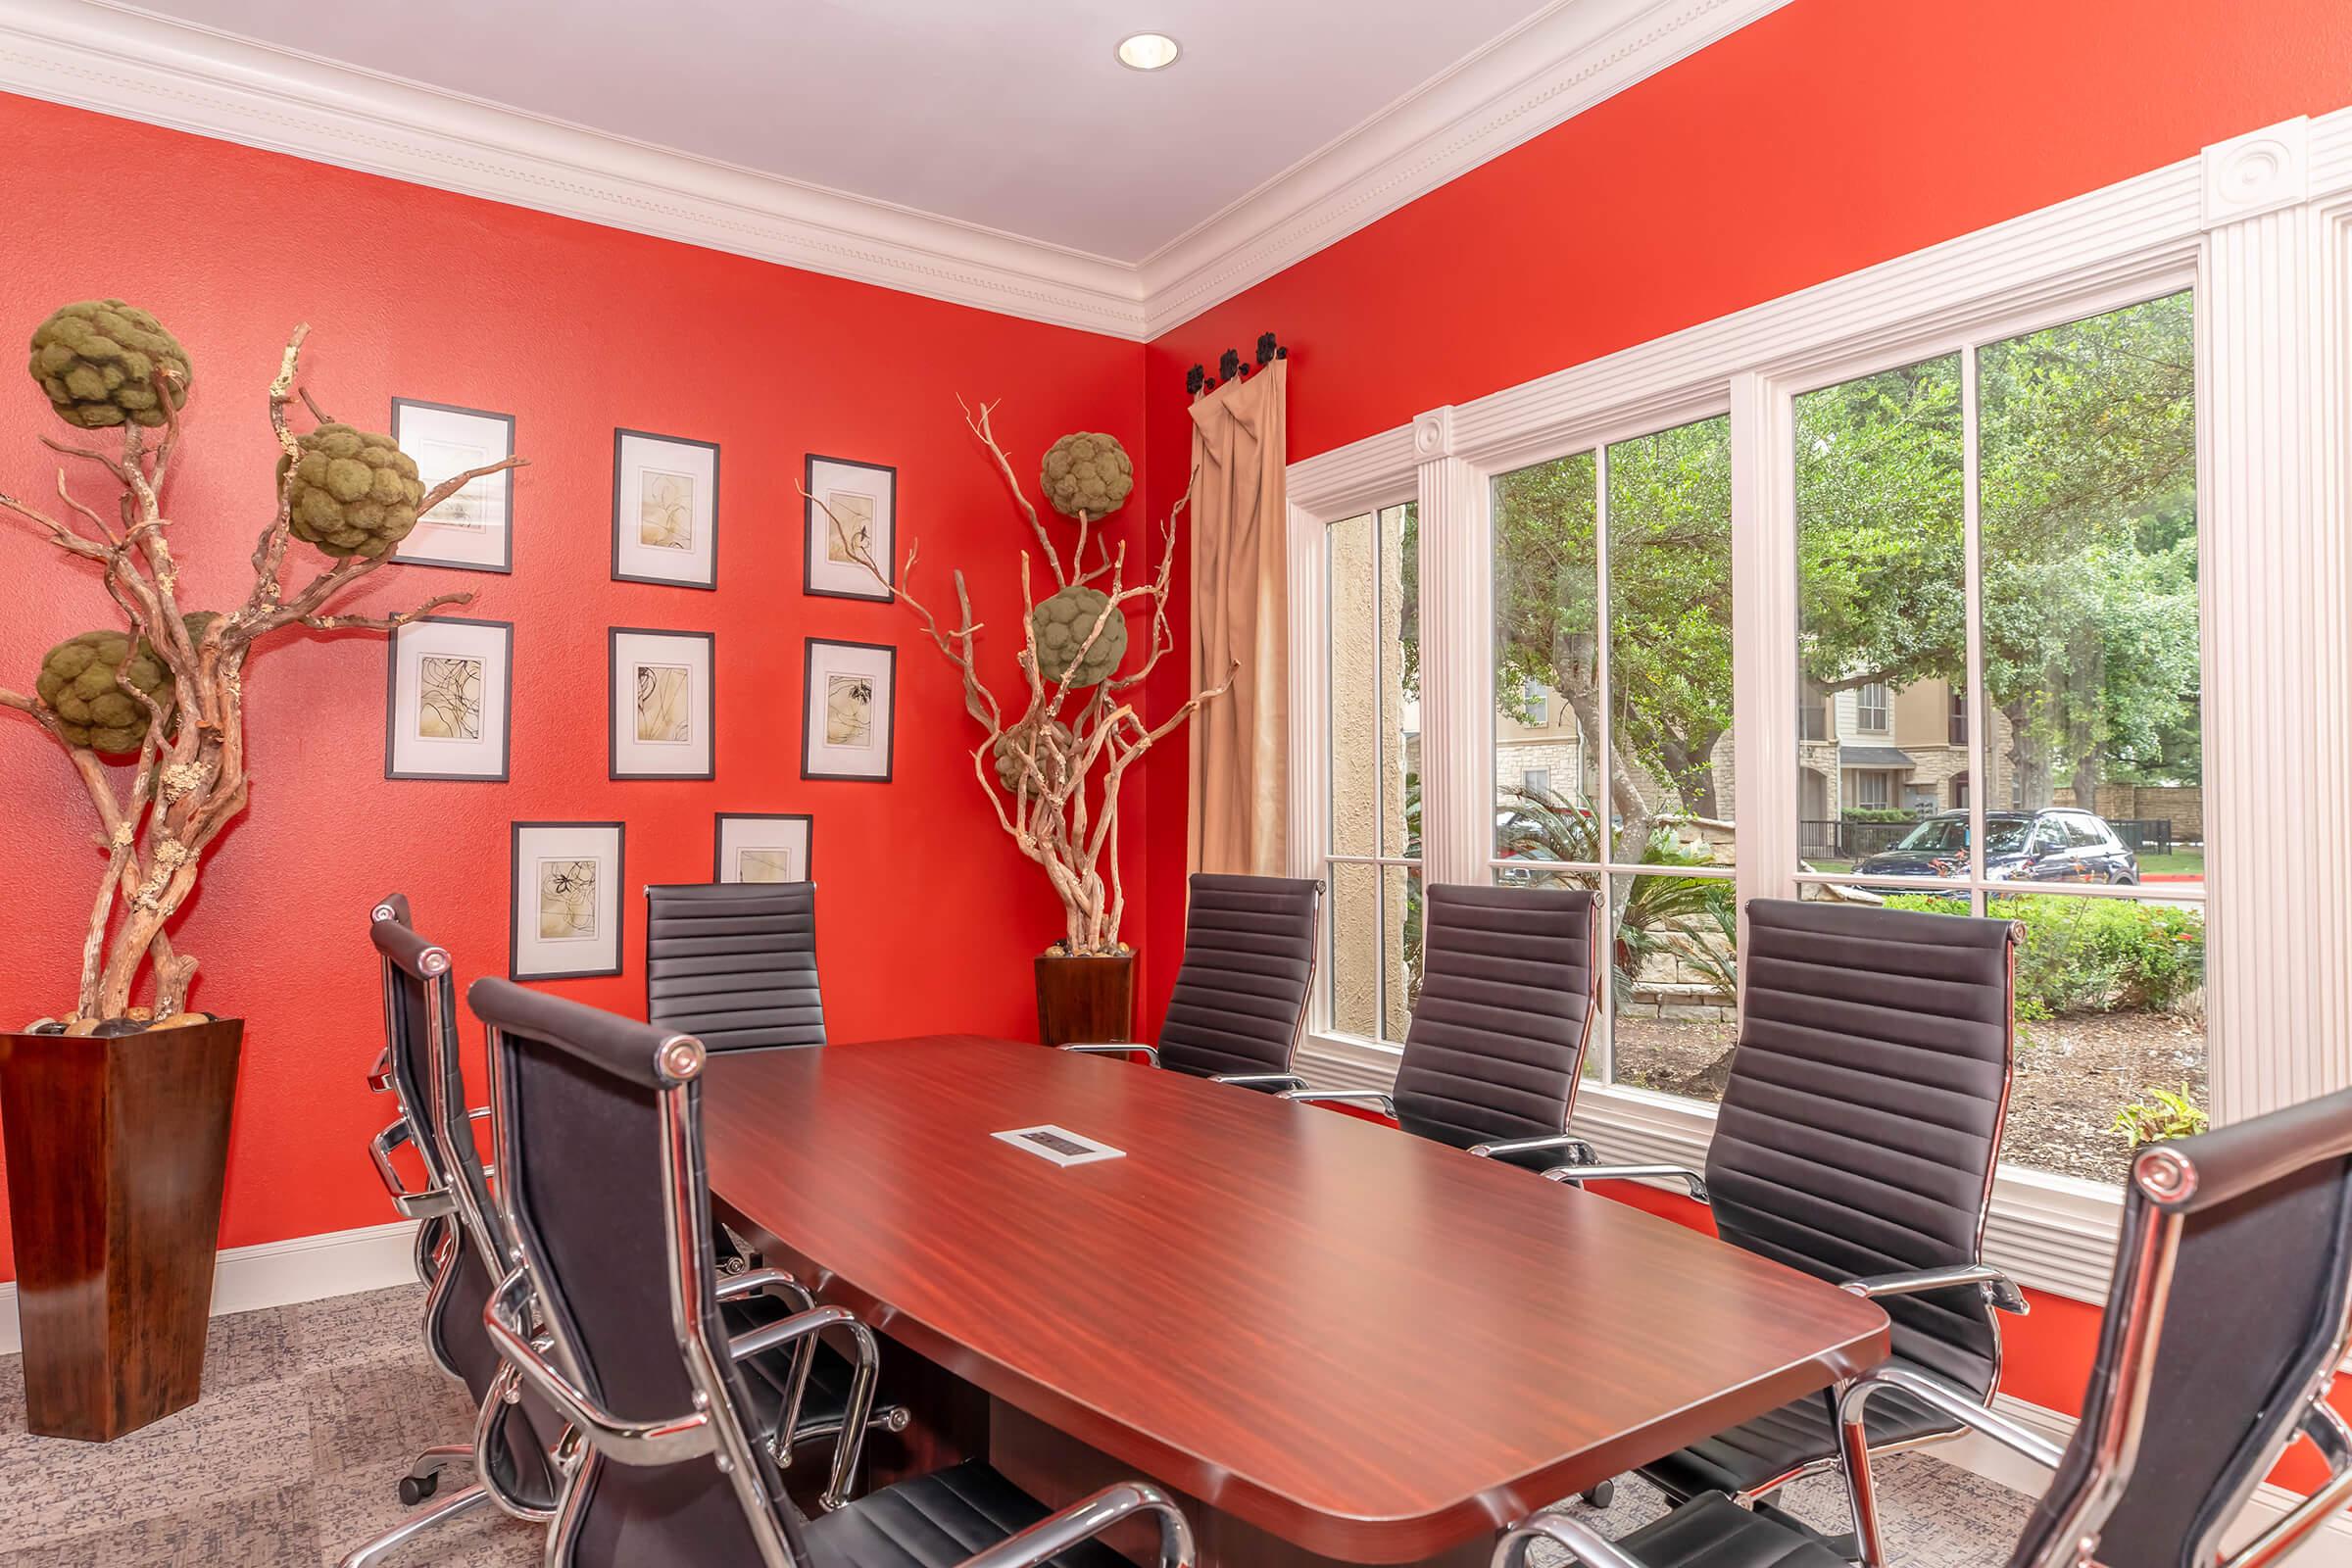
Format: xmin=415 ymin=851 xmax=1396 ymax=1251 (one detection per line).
xmin=705 ymin=1037 xmax=1887 ymax=1568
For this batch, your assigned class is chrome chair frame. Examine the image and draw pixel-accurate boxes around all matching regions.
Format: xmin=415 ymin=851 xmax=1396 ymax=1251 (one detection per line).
xmin=480 ymin=1015 xmax=1198 ymax=1568
xmin=1536 ymin=919 xmax=2026 ymax=1507
xmin=1062 ymin=877 xmax=1325 ymax=1092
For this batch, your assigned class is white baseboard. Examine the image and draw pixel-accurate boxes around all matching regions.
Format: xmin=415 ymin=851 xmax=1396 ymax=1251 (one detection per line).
xmin=1941 ymin=1392 xmax=2352 ymax=1562
xmin=0 ymin=1216 xmax=423 ymax=1356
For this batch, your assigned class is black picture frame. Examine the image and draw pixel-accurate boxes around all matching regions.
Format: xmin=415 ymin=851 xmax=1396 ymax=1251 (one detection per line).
xmin=612 ymin=426 xmax=721 ymax=590
xmin=712 ymin=811 xmax=815 ymax=883
xmin=509 ymin=820 xmax=625 ymax=980
xmin=390 ymin=398 xmax=515 ymax=574
xmin=803 ymin=453 xmax=897 ymax=602
xmin=609 ymin=625 xmax=716 ymax=781
xmin=801 ymin=637 xmax=898 ymax=783
xmin=382 ymin=614 xmax=514 ymax=781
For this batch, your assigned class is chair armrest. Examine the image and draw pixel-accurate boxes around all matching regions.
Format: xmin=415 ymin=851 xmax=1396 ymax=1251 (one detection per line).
xmin=1206 ymin=1072 xmax=1309 ymax=1091
xmin=2230 ymin=1400 xmax=2352 ymax=1568
xmin=483 ymin=1265 xmax=716 ymax=1467
xmin=1058 ymin=1043 xmax=1160 ymax=1064
xmin=1544 ymin=1162 xmax=1710 ymax=1203
xmin=368 ymin=1048 xmax=394 ymax=1095
xmin=1492 ymin=1508 xmax=1648 ymax=1568
xmin=1278 ymin=1088 xmax=1398 ymax=1118
xmin=368 ymin=1116 xmax=454 ymax=1219
xmin=1840 ymin=1262 xmax=2029 ymax=1316
xmin=956 ymin=1482 xmax=1197 ymax=1568
xmin=725 ymin=1301 xmax=883 ymax=1511
xmin=1470 ymin=1134 xmax=1597 ymax=1164
xmin=1838 ymin=1362 xmax=2064 ymax=1567
xmin=716 ymin=1265 xmax=815 ymax=1310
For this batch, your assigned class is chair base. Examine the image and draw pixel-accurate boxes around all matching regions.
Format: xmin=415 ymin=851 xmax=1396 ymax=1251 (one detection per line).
xmin=337 ymin=1482 xmax=493 ymax=1568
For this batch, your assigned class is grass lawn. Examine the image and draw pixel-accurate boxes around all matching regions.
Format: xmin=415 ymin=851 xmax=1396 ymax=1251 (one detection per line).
xmin=2136 ymin=850 xmax=2205 ymax=878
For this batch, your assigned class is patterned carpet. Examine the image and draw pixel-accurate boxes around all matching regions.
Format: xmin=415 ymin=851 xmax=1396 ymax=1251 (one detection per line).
xmin=0 ymin=1285 xmax=2034 ymax=1566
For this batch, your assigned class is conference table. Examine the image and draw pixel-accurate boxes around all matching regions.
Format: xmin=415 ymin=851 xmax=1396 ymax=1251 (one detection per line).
xmin=705 ymin=1037 xmax=1887 ymax=1568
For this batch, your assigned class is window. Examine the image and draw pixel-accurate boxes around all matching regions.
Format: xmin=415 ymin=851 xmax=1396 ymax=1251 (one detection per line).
xmin=1326 ymin=505 xmax=1419 ymax=1045
xmin=1493 ymin=416 xmax=1736 ymax=1102
xmin=1856 ymin=682 xmax=1891 ymax=734
xmin=1521 ymin=767 xmax=1551 ymax=794
xmin=1794 ymin=292 xmax=2202 ymax=1183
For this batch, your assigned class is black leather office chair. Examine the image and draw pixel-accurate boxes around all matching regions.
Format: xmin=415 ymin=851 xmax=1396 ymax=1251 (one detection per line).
xmin=468 ymin=977 xmax=1199 ymax=1568
xmin=343 ymin=905 xmax=577 ymax=1567
xmin=364 ymin=892 xmax=456 ymax=1289
xmin=646 ymin=881 xmax=825 ymax=1052
xmin=1062 ymin=873 xmax=1322 ymax=1090
xmin=1494 ymin=1084 xmax=2352 ymax=1568
xmin=1281 ymin=882 xmax=1601 ymax=1170
xmin=1557 ymin=896 xmax=2025 ymax=1511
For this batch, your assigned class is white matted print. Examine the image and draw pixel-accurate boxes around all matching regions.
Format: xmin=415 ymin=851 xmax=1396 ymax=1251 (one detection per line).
xmin=510 ymin=821 xmax=624 ymax=979
xmin=612 ymin=428 xmax=719 ymax=588
xmin=391 ymin=400 xmax=514 ymax=572
xmin=610 ymin=627 xmax=714 ymax=779
xmin=801 ymin=638 xmax=896 ymax=782
xmin=714 ymin=812 xmax=812 ymax=883
xmin=385 ymin=616 xmax=512 ymax=780
xmin=804 ymin=454 xmax=896 ymax=601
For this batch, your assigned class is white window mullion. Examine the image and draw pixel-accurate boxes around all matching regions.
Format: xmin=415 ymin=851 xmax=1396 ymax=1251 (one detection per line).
xmin=2198 ymin=120 xmax=2351 ymax=1121
xmin=1729 ymin=370 xmax=1797 ymax=918
xmin=1284 ymin=499 xmax=1333 ymax=1032
xmin=1960 ymin=340 xmax=1987 ymax=916
xmin=1411 ymin=406 xmax=1488 ymax=889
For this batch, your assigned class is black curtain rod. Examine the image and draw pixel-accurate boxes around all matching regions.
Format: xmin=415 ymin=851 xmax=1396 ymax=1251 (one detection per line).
xmin=1187 ymin=331 xmax=1287 ymax=398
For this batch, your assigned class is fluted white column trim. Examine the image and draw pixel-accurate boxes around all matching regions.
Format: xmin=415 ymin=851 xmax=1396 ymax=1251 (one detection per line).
xmin=1413 ymin=408 xmax=1492 ymax=889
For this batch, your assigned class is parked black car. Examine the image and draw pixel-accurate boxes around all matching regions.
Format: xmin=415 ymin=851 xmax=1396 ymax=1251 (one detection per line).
xmin=1852 ymin=808 xmax=2139 ymax=885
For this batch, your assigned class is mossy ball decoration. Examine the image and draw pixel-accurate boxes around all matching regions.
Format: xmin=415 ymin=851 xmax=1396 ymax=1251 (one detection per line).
xmin=993 ymin=719 xmax=1075 ymax=792
xmin=1030 ymin=585 xmax=1128 ymax=688
xmin=35 ymin=628 xmax=175 ymax=753
xmin=27 ymin=301 xmax=192 ymax=429
xmin=280 ymin=423 xmax=426 ymax=559
xmin=1040 ymin=432 xmax=1134 ymax=519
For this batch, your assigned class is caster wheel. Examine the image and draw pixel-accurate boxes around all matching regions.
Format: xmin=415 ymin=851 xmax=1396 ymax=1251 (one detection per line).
xmin=398 ymin=1472 xmax=439 ymax=1507
xmin=1581 ymin=1481 xmax=1615 ymax=1509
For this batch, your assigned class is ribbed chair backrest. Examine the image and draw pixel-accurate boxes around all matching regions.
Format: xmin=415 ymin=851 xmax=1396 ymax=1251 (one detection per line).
xmin=370 ymin=892 xmax=446 ymax=1192
xmin=1715 ymin=898 xmax=2016 ymax=1403
xmin=1390 ymin=884 xmax=1599 ymax=1152
xmin=1156 ymin=873 xmax=1323 ymax=1080
xmin=475 ymin=978 xmax=803 ymax=1568
xmin=2005 ymin=1088 xmax=2352 ymax=1568
xmin=645 ymin=882 xmax=825 ymax=1053
xmin=370 ymin=912 xmax=564 ymax=1507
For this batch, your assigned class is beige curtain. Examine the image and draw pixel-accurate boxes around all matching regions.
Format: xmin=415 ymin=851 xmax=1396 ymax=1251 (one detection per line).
xmin=1186 ymin=359 xmax=1289 ymax=876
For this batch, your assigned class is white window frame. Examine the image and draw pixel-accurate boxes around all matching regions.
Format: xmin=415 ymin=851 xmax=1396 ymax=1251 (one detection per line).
xmin=1284 ymin=113 xmax=2352 ymax=1304
xmin=1854 ymin=682 xmax=1890 ymax=735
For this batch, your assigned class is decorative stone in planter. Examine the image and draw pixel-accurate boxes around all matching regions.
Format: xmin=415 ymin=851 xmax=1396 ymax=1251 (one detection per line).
xmin=1035 ymin=950 xmax=1136 ymax=1047
xmin=0 ymin=1015 xmax=242 ymax=1441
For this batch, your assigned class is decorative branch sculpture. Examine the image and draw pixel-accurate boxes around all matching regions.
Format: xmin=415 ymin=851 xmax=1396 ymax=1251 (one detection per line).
xmin=807 ymin=399 xmax=1231 ymax=956
xmin=1 ymin=302 xmax=523 ymax=1029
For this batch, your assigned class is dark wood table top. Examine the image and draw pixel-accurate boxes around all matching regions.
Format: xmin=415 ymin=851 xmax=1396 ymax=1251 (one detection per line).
xmin=705 ymin=1037 xmax=1888 ymax=1563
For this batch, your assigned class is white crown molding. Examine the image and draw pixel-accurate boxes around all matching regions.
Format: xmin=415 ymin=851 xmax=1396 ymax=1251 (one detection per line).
xmin=1134 ymin=0 xmax=1797 ymax=338
xmin=0 ymin=0 xmax=1793 ymax=343
xmin=0 ymin=0 xmax=1150 ymax=338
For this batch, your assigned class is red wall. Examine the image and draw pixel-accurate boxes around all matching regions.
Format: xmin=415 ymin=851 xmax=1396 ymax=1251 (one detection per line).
xmin=1141 ymin=0 xmax=2352 ymax=1461
xmin=0 ymin=92 xmax=1150 ymax=1279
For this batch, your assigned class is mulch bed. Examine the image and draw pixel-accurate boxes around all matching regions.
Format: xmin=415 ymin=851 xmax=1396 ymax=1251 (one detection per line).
xmin=1609 ymin=1010 xmax=2206 ymax=1187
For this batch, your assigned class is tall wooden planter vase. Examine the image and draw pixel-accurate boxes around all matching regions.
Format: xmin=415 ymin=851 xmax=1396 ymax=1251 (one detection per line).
xmin=1035 ymin=953 xmax=1137 ymax=1047
xmin=0 ymin=1017 xmax=242 ymax=1442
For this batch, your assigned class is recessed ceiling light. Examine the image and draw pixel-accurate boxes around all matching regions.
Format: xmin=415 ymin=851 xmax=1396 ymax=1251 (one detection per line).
xmin=1116 ymin=32 xmax=1182 ymax=72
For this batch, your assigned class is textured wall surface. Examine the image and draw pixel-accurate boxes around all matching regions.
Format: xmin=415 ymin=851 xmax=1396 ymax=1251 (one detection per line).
xmin=0 ymin=90 xmax=1150 ymax=1279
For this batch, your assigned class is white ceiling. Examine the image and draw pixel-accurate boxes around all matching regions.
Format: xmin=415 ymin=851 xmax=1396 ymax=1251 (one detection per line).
xmin=109 ymin=0 xmax=1562 ymax=262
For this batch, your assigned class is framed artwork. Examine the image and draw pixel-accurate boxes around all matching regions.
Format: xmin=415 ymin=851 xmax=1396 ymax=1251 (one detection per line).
xmin=804 ymin=454 xmax=896 ymax=601
xmin=612 ymin=428 xmax=719 ymax=589
xmin=391 ymin=399 xmax=514 ymax=572
xmin=510 ymin=820 xmax=624 ymax=979
xmin=801 ymin=638 xmax=896 ymax=782
xmin=714 ymin=812 xmax=813 ymax=883
xmin=610 ymin=627 xmax=715 ymax=780
xmin=384 ymin=615 xmax=513 ymax=780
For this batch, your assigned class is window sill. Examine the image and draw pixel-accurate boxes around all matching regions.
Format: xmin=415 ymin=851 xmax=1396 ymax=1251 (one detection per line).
xmin=1297 ymin=1030 xmax=2123 ymax=1303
